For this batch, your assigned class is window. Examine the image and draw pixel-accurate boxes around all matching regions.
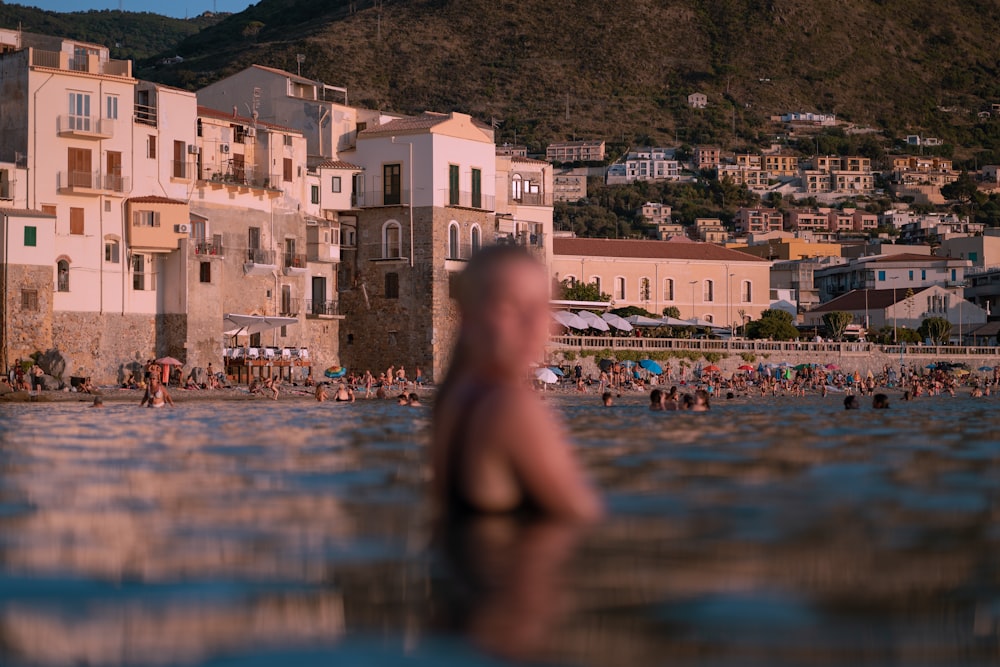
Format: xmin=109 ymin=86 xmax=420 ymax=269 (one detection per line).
xmin=640 ymin=277 xmax=651 ymax=301
xmin=385 ymin=272 xmax=399 ymax=299
xmin=663 ymin=278 xmax=674 ymax=301
xmin=592 ymin=277 xmax=602 ymax=294
xmin=199 ymin=262 xmax=211 ymax=283
xmin=878 ymin=270 xmax=886 ymax=282
xmin=331 ymin=176 xmax=341 ymax=193
xmin=57 ymin=260 xmax=69 ymax=292
xmin=67 ymin=147 xmax=92 ymax=187
xmin=615 ymin=276 xmax=626 ymax=301
xmin=280 ymin=285 xmax=293 ymax=315
xmin=511 ymin=174 xmax=523 ymax=201
xmin=283 ymin=158 xmax=293 ymax=183
xmin=383 ymin=221 xmax=402 ymax=259
xmin=24 ymin=226 xmax=36 ymax=247
xmin=133 ymin=210 xmax=159 ymax=228
xmin=68 ymin=92 xmax=91 ymax=131
xmin=41 ymin=205 xmax=56 ymax=217
xmin=471 ymin=168 xmax=482 ymax=208
xmin=69 ymin=207 xmax=84 ymax=235
xmin=21 ymin=289 xmax=38 ymax=311
xmin=471 ymin=224 xmax=481 ymax=254
xmin=564 ymin=275 xmax=578 ymax=287
xmin=191 ymin=220 xmax=206 ymax=241
xmin=106 ymin=95 xmax=118 ymax=120
xmin=383 ymin=164 xmax=401 ymax=205
xmin=703 ymin=280 xmax=714 ymax=302
xmin=106 ymin=151 xmax=122 ymax=191
xmin=449 ymin=165 xmax=460 ymax=206
xmin=311 ymin=185 xmax=320 ymax=205
xmin=908 ymin=270 xmax=914 ymax=281
xmin=173 ymin=140 xmax=186 ymax=178
xmin=704 ymin=314 xmax=714 ymax=323
xmin=132 ymin=254 xmax=146 ymax=291
xmin=741 ymin=280 xmax=752 ymax=303
xmin=248 ymin=226 xmax=261 ymax=250
xmin=951 ymin=269 xmax=957 ymax=281
xmin=104 ymin=239 xmax=119 ymax=263
xmin=448 ymin=222 xmax=460 ymax=259
xmin=147 ymin=135 xmax=156 ymax=159
xmin=232 ymin=124 xmax=247 ymax=145
xmin=921 ymin=269 xmax=926 ymax=280
xmin=283 ymin=134 xmax=293 ymax=147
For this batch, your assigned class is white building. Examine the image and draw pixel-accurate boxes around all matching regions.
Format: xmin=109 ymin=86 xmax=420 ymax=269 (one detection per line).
xmin=606 ymin=147 xmax=682 ymax=184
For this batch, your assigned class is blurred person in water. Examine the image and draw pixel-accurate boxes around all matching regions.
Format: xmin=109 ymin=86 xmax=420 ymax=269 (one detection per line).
xmin=432 ymin=245 xmax=602 ymax=521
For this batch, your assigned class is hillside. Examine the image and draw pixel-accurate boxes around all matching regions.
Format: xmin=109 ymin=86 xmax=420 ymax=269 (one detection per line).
xmin=0 ymin=4 xmax=222 ymax=62
xmin=139 ymin=0 xmax=1000 ymax=152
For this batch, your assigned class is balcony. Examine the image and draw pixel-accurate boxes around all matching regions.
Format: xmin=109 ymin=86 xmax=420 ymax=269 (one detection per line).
xmin=193 ymin=239 xmax=224 ymax=257
xmin=279 ymin=298 xmax=301 ymax=317
xmin=244 ymin=248 xmax=277 ymax=276
xmin=30 ymin=48 xmax=132 ymax=78
xmin=351 ymin=190 xmax=410 ymax=208
xmin=57 ymin=171 xmax=128 ymax=196
xmin=171 ymin=161 xmax=194 ymax=181
xmin=512 ymin=191 xmax=553 ymax=207
xmin=363 ymin=242 xmax=407 ymax=263
xmin=306 ymin=300 xmax=339 ymax=318
xmin=307 ymin=241 xmax=340 ymax=264
xmin=441 ymin=189 xmax=495 ymax=211
xmin=283 ymin=252 xmax=309 ymax=276
xmin=57 ymin=115 xmax=114 ymax=139
xmin=134 ymin=103 xmax=158 ymax=127
xmin=496 ymin=230 xmax=546 ymax=255
xmin=202 ymin=166 xmax=283 ymax=195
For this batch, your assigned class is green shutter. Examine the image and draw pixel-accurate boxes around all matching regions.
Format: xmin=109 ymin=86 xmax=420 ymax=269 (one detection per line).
xmin=449 ymin=165 xmax=459 ymax=205
xmin=23 ymin=226 xmax=36 ymax=247
xmin=471 ymin=168 xmax=482 ymax=208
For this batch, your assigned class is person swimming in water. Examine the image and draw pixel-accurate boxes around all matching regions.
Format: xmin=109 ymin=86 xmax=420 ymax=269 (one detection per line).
xmin=872 ymin=393 xmax=890 ymax=409
xmin=649 ymin=389 xmax=665 ymax=411
xmin=334 ymin=383 xmax=355 ymax=402
xmin=315 ymin=383 xmax=329 ymax=402
xmin=431 ymin=246 xmax=603 ymax=521
xmin=140 ymin=375 xmax=174 ymax=408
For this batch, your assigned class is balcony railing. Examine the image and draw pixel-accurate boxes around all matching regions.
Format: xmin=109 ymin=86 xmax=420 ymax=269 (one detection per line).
xmin=132 ymin=273 xmax=157 ymax=292
xmin=57 ymin=115 xmax=114 ymax=139
xmin=193 ymin=240 xmax=224 ymax=257
xmin=246 ymin=248 xmax=276 ymax=266
xmin=442 ymin=189 xmax=495 ymax=211
xmin=284 ymin=252 xmax=308 ymax=271
xmin=57 ymin=171 xmax=128 ymax=194
xmin=351 ymin=189 xmax=410 ymax=208
xmin=279 ymin=298 xmax=301 ymax=317
xmin=513 ymin=191 xmax=553 ymax=207
xmin=134 ymin=103 xmax=157 ymax=127
xmin=496 ymin=231 xmax=546 ymax=250
xmin=203 ymin=166 xmax=282 ymax=192
xmin=306 ymin=300 xmax=339 ymax=317
xmin=171 ymin=161 xmax=194 ymax=180
xmin=30 ymin=48 xmax=131 ymax=77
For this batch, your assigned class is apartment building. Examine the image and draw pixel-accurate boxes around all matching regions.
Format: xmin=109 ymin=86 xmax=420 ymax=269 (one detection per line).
xmin=718 ymin=163 xmax=769 ymax=189
xmin=496 ymin=144 xmax=527 ymax=158
xmin=552 ymin=167 xmax=588 ymax=202
xmin=545 ymin=140 xmax=605 ymax=163
xmin=813 ymin=253 xmax=970 ymax=303
xmin=734 ymin=207 xmax=784 ymax=235
xmin=552 ymin=237 xmax=770 ymax=326
xmin=763 ymin=153 xmax=800 ymax=177
xmin=891 ymin=156 xmax=957 ymax=187
xmin=799 ymin=155 xmax=875 ymax=196
xmin=641 ymin=202 xmax=672 ymax=226
xmin=687 ymin=92 xmax=707 ymax=109
xmin=694 ymin=218 xmax=729 ymax=243
xmin=694 ymin=146 xmax=721 ymax=171
xmin=784 ymin=208 xmax=878 ymax=235
xmin=606 ymin=147 xmax=682 ymax=184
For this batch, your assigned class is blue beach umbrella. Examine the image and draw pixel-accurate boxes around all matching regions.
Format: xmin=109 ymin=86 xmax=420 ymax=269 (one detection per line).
xmin=639 ymin=359 xmax=663 ymax=374
xmin=925 ymin=363 xmax=937 ymax=370
xmin=978 ymin=366 xmax=995 ymax=372
xmin=549 ymin=366 xmax=565 ymax=376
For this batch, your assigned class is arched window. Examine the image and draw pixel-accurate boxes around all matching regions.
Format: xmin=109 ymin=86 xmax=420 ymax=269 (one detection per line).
xmin=382 ymin=220 xmax=401 ymax=259
xmin=57 ymin=259 xmax=70 ymax=292
xmin=741 ymin=280 xmax=752 ymax=303
xmin=590 ymin=276 xmax=601 ymax=294
xmin=704 ymin=314 xmax=714 ymax=323
xmin=104 ymin=238 xmax=120 ymax=263
xmin=470 ymin=224 xmax=481 ymax=255
xmin=615 ymin=276 xmax=626 ymax=301
xmin=663 ymin=278 xmax=675 ymax=301
xmin=703 ymin=279 xmax=714 ymax=302
xmin=511 ymin=174 xmax=523 ymax=201
xmin=563 ymin=275 xmax=578 ymax=287
xmin=639 ymin=277 xmax=651 ymax=301
xmin=448 ymin=221 xmax=460 ymax=259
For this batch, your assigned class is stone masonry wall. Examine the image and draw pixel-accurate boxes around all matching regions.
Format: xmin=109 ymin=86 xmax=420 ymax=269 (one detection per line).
xmin=52 ymin=312 xmax=158 ymax=384
xmin=4 ymin=264 xmax=53 ymax=365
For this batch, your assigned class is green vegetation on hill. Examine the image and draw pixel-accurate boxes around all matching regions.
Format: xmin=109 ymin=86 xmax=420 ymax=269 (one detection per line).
xmin=140 ymin=0 xmax=1000 ymax=154
xmin=0 ymin=4 xmax=222 ymax=61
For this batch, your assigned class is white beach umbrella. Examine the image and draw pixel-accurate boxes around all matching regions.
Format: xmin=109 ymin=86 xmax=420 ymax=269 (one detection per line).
xmin=600 ymin=312 xmax=634 ymax=332
xmin=551 ymin=310 xmax=589 ymax=330
xmin=577 ymin=310 xmax=611 ymax=332
xmin=534 ymin=367 xmax=559 ymax=384
xmin=625 ymin=315 xmax=665 ymax=327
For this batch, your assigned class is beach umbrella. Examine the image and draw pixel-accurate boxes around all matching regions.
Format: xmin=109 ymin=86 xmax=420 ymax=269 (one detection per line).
xmin=703 ymin=365 xmax=721 ymax=373
xmin=549 ymin=366 xmax=565 ymax=376
xmin=552 ymin=311 xmax=589 ymax=330
xmin=825 ymin=363 xmax=840 ymax=370
xmin=925 ymin=363 xmax=937 ymax=370
xmin=324 ymin=366 xmax=347 ymax=379
xmin=577 ymin=310 xmax=611 ymax=332
xmin=622 ymin=360 xmax=637 ymax=368
xmin=737 ymin=365 xmax=754 ymax=371
xmin=534 ymin=368 xmax=559 ymax=384
xmin=757 ymin=362 xmax=766 ymax=373
xmin=955 ymin=369 xmax=971 ymax=376
xmin=793 ymin=363 xmax=812 ymax=371
xmin=625 ymin=315 xmax=666 ymax=327
xmin=155 ymin=357 xmax=183 ymax=366
xmin=598 ymin=358 xmax=615 ymax=372
xmin=639 ymin=359 xmax=663 ymax=374
xmin=601 ymin=312 xmax=634 ymax=332
xmin=978 ymin=365 xmax=994 ymax=372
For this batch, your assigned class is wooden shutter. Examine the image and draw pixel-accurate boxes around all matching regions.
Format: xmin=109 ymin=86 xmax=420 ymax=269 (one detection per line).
xmin=69 ymin=207 xmax=84 ymax=235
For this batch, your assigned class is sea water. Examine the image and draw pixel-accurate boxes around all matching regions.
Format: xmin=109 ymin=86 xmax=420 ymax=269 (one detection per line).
xmin=1 ymin=395 xmax=999 ymax=666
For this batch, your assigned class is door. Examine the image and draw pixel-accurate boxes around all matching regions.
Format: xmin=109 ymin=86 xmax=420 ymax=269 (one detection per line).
xmin=106 ymin=151 xmax=122 ymax=191
xmin=67 ymin=148 xmax=92 ymax=188
xmin=448 ymin=164 xmax=460 ymax=206
xmin=383 ymin=164 xmax=401 ymax=205
xmin=231 ymin=153 xmax=245 ymax=183
xmin=173 ymin=140 xmax=185 ymax=178
xmin=312 ymin=276 xmax=327 ymax=315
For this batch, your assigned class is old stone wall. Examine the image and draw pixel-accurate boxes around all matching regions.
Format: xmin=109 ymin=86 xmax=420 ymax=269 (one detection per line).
xmin=51 ymin=312 xmax=158 ymax=384
xmin=3 ymin=264 xmax=53 ymax=365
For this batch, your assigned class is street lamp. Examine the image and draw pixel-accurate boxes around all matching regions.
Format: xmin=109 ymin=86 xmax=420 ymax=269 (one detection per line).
xmin=890 ymin=276 xmax=899 ymax=343
xmin=728 ymin=271 xmax=736 ymax=335
xmin=690 ymin=280 xmax=698 ymax=322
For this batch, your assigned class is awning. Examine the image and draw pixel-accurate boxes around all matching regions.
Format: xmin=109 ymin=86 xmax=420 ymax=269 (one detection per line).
xmin=223 ymin=313 xmax=299 ymax=337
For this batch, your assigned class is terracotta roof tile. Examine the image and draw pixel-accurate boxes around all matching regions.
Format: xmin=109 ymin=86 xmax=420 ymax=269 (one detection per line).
xmin=359 ymin=112 xmax=492 ymax=137
xmin=808 ymin=287 xmax=932 ymax=313
xmin=316 ymin=160 xmax=363 ymax=170
xmin=0 ymin=207 xmax=56 ymax=218
xmin=128 ymin=196 xmax=187 ymax=205
xmin=553 ymin=237 xmax=768 ymax=262
xmin=510 ymin=156 xmax=550 ymax=165
xmin=197 ymin=106 xmax=302 ymax=135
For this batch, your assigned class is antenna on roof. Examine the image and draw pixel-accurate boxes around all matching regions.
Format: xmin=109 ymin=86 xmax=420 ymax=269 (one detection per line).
xmin=296 ymin=53 xmax=305 ymax=77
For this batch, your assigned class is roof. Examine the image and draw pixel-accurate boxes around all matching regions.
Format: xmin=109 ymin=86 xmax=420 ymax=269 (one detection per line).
xmin=128 ymin=196 xmax=187 ymax=205
xmin=251 ymin=64 xmax=321 ymax=87
xmin=547 ymin=140 xmax=604 ymax=147
xmin=0 ymin=207 xmax=55 ymax=218
xmin=196 ymin=106 xmax=302 ymax=135
xmin=553 ymin=237 xmax=768 ymax=263
xmin=967 ymin=321 xmax=1000 ymax=337
xmin=862 ymin=253 xmax=959 ymax=264
xmin=510 ymin=156 xmax=549 ymax=166
xmin=808 ymin=287 xmax=932 ymax=313
xmin=316 ymin=160 xmax=363 ymax=170
xmin=358 ymin=112 xmax=492 ymax=138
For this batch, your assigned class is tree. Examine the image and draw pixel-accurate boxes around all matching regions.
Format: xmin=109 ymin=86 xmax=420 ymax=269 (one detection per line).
xmin=662 ymin=306 xmax=681 ymax=318
xmin=744 ymin=309 xmax=799 ymax=341
xmin=241 ymin=20 xmax=264 ymax=40
xmin=822 ymin=311 xmax=853 ymax=340
xmin=561 ymin=280 xmax=610 ymax=303
xmin=919 ymin=317 xmax=953 ymax=344
xmin=611 ymin=305 xmax=657 ymax=319
xmin=941 ymin=171 xmax=982 ymax=207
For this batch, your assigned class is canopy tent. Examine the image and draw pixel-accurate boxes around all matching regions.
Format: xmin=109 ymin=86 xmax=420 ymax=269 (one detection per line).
xmin=600 ymin=312 xmax=633 ymax=332
xmin=576 ymin=310 xmax=611 ymax=332
xmin=625 ymin=315 xmax=666 ymax=327
xmin=224 ymin=314 xmax=300 ymax=337
xmin=551 ymin=310 xmax=589 ymax=331
xmin=687 ymin=317 xmax=718 ymax=328
xmin=660 ymin=316 xmax=695 ymax=327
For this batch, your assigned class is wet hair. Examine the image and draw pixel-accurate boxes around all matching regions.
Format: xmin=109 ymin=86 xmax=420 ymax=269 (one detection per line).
xmin=902 ymin=390 xmax=911 ymax=401
xmin=601 ymin=392 xmax=612 ymax=401
xmin=695 ymin=389 xmax=711 ymax=408
xmin=649 ymin=389 xmax=663 ymax=405
xmin=844 ymin=395 xmax=860 ymax=410
xmin=435 ymin=245 xmax=545 ymax=419
xmin=681 ymin=394 xmax=695 ymax=409
xmin=872 ymin=393 xmax=890 ymax=409
xmin=408 ymin=393 xmax=419 ymax=401
xmin=726 ymin=392 xmax=735 ymax=399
